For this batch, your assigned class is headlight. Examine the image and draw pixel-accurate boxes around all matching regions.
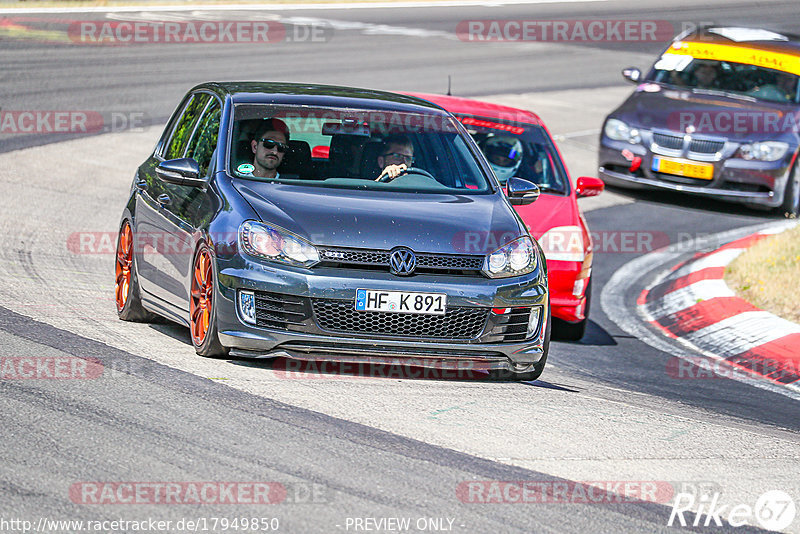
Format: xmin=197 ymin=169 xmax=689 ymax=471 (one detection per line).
xmin=737 ymin=141 xmax=790 ymax=162
xmin=537 ymin=225 xmax=585 ymax=262
xmin=482 ymin=236 xmax=537 ymax=278
xmin=238 ymin=220 xmax=319 ymax=268
xmin=604 ymin=118 xmax=641 ymax=144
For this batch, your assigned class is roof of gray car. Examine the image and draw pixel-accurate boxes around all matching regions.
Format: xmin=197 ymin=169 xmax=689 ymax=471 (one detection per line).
xmin=191 ymin=82 xmax=449 ymax=114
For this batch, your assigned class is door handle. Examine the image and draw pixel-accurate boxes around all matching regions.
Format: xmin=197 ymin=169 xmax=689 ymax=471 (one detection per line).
xmin=135 ymin=178 xmax=148 ymax=190
xmin=157 ymin=194 xmax=171 ymax=207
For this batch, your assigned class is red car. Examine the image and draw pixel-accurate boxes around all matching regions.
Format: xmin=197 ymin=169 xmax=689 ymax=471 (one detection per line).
xmin=408 ymin=93 xmax=604 ymax=340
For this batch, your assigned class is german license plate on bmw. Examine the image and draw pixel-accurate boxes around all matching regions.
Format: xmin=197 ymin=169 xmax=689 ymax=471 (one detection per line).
xmin=355 ymin=289 xmax=447 ymax=315
xmin=652 ymin=156 xmax=713 ymax=180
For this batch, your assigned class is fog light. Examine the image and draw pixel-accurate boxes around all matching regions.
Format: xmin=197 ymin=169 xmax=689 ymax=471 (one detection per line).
xmin=239 ymin=290 xmax=256 ymax=324
xmin=527 ymin=306 xmax=542 ymax=338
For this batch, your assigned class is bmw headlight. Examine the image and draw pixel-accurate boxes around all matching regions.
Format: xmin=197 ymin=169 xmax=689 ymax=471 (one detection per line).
xmin=604 ymin=118 xmax=641 ymax=144
xmin=737 ymin=141 xmax=789 ymax=162
xmin=483 ymin=236 xmax=537 ymax=278
xmin=238 ymin=221 xmax=319 ymax=268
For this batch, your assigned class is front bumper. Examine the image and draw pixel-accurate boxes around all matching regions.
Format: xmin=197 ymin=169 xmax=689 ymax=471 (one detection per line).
xmin=214 ymin=256 xmax=549 ymax=372
xmin=598 ymin=135 xmax=793 ymax=208
xmin=547 ymin=262 xmax=588 ymax=323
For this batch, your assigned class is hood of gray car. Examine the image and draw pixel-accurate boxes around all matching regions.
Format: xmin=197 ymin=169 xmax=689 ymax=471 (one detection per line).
xmin=233 ymin=181 xmax=525 ymax=255
xmin=612 ymin=86 xmax=800 ymax=142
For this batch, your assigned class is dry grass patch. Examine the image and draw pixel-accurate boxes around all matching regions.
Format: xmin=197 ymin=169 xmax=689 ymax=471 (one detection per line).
xmin=725 ymin=225 xmax=800 ymax=324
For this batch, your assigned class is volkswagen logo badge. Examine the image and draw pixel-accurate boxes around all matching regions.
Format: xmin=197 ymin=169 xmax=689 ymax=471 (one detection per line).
xmin=389 ymin=247 xmax=416 ymax=276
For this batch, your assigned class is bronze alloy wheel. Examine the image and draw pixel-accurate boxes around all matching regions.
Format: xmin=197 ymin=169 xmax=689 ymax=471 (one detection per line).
xmin=115 ymin=220 xmax=157 ymax=322
xmin=190 ymin=247 xmax=214 ymax=346
xmin=189 ymin=244 xmax=228 ymax=358
xmin=115 ymin=222 xmax=133 ymax=312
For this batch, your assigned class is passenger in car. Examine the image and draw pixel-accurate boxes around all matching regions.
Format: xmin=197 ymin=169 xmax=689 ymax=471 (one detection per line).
xmin=374 ymin=134 xmax=415 ymax=182
xmin=693 ymin=62 xmax=720 ymax=89
xmin=777 ymin=74 xmax=798 ymax=101
xmin=247 ymin=118 xmax=290 ymax=179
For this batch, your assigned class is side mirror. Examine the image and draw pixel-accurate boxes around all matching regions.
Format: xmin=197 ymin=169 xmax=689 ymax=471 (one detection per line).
xmin=506 ymin=177 xmax=540 ymax=205
xmin=575 ymin=176 xmax=605 ymax=198
xmin=155 ymin=158 xmax=207 ymax=188
xmin=622 ymin=67 xmax=642 ymax=83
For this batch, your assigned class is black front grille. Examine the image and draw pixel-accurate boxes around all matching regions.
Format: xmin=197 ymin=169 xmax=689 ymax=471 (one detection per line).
xmin=689 ymin=138 xmax=725 ymax=154
xmin=317 ymin=247 xmax=484 ymax=275
xmin=417 ymin=253 xmax=483 ymax=270
xmin=652 ymin=132 xmax=684 ymax=150
xmin=311 ymin=299 xmax=489 ymax=340
xmin=319 ymin=248 xmax=389 ymax=265
xmin=254 ymin=291 xmax=312 ymax=330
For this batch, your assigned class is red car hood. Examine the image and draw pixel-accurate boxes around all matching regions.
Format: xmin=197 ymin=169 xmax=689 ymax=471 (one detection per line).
xmin=514 ymin=193 xmax=579 ymax=241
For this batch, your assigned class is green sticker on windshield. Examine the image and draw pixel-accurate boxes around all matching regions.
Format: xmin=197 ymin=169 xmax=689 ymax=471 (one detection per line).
xmin=237 ymin=163 xmax=255 ymax=174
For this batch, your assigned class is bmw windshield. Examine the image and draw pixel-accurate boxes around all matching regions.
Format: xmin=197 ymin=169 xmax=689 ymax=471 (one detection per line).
xmin=647 ymin=54 xmax=800 ymax=104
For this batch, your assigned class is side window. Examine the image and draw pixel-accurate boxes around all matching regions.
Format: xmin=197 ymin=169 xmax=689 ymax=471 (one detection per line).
xmin=164 ymin=93 xmax=211 ymax=160
xmin=185 ymin=99 xmax=221 ymax=176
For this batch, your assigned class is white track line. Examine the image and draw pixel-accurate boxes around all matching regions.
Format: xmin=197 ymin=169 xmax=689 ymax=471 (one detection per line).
xmin=0 ymin=0 xmax=607 ymax=15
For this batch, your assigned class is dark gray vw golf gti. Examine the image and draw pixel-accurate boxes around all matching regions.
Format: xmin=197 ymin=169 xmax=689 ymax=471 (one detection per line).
xmin=115 ymin=83 xmax=549 ymax=380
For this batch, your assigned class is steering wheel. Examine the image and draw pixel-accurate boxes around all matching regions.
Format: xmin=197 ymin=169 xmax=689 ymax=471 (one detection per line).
xmin=377 ymin=166 xmax=436 ymax=183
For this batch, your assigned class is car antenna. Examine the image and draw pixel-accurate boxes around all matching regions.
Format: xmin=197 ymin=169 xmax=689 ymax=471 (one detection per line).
xmin=447 ymin=75 xmax=452 ymax=96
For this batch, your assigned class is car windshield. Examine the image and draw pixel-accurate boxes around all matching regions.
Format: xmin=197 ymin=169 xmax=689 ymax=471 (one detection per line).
xmin=455 ymin=116 xmax=569 ymax=195
xmin=229 ymin=104 xmax=493 ymax=193
xmin=647 ymin=53 xmax=800 ymax=104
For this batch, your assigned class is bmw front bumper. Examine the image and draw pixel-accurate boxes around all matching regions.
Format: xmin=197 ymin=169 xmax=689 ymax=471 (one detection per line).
xmin=598 ymin=136 xmax=793 ymax=208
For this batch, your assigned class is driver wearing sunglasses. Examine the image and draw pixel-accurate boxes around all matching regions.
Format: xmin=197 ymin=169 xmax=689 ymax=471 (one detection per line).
xmin=248 ymin=118 xmax=290 ymax=179
xmin=375 ymin=134 xmax=415 ymax=182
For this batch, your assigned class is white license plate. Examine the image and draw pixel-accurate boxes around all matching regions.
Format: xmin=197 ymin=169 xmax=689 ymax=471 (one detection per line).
xmin=355 ymin=289 xmax=447 ymax=315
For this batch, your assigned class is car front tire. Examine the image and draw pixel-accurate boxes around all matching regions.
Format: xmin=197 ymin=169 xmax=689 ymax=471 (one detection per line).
xmin=190 ymin=244 xmax=229 ymax=359
xmin=488 ymin=307 xmax=551 ymax=382
xmin=780 ymin=162 xmax=799 ymax=218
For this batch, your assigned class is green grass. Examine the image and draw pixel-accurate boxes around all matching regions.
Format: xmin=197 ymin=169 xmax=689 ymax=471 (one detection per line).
xmin=725 ymin=225 xmax=800 ymax=324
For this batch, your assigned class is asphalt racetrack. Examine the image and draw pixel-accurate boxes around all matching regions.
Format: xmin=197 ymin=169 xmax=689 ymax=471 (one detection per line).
xmin=1 ymin=1 xmax=799 ymax=532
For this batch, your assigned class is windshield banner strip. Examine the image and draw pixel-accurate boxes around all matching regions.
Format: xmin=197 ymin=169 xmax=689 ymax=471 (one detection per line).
xmin=665 ymin=41 xmax=800 ymax=76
